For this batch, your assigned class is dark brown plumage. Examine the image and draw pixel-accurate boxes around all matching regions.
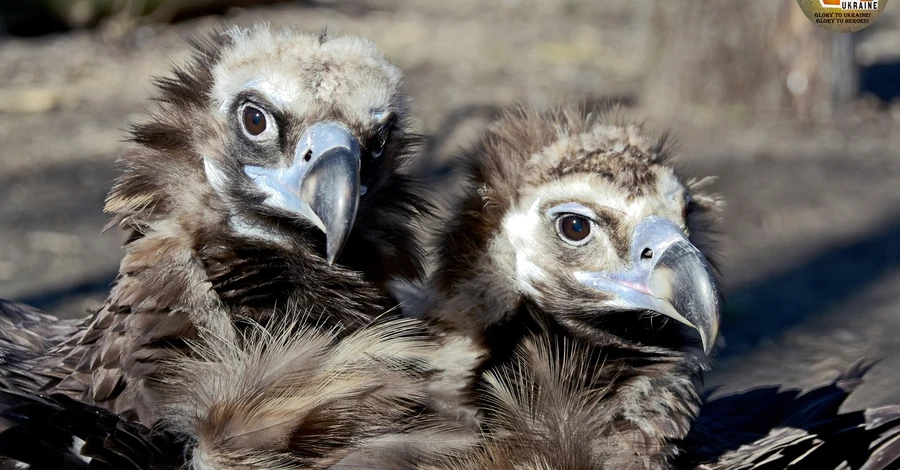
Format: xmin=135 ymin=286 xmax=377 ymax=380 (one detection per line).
xmin=0 ymin=24 xmax=431 ymax=429
xmin=0 ymin=388 xmax=184 ymax=469
xmin=421 ymin=106 xmax=900 ymax=470
xmin=159 ymin=314 xmax=474 ymax=469
xmin=2 ymin=354 xmax=895 ymax=470
xmin=419 ymin=105 xmax=723 ymax=469
xmin=0 ymin=313 xmax=476 ymax=470
xmin=678 ymin=361 xmax=900 ymax=470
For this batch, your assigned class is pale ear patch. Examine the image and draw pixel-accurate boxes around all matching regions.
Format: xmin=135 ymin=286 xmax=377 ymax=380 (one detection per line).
xmin=515 ymin=255 xmax=545 ymax=298
xmin=502 ymin=198 xmax=547 ymax=296
xmin=202 ymin=157 xmax=230 ymax=198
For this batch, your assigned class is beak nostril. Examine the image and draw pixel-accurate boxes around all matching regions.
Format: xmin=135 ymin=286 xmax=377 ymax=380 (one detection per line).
xmin=641 ymin=248 xmax=654 ymax=259
xmin=303 ymin=150 xmax=313 ymax=162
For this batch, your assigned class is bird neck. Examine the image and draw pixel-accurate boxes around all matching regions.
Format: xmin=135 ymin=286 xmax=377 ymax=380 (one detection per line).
xmin=60 ymin=209 xmax=384 ymax=411
xmin=191 ymin=224 xmax=390 ymax=332
xmin=476 ymin=304 xmax=705 ymax=466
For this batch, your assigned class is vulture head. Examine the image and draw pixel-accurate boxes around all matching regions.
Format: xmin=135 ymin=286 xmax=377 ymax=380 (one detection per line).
xmin=432 ymin=106 xmax=721 ymax=358
xmin=111 ymin=24 xmax=425 ymax=285
xmin=424 ymin=106 xmax=725 ymax=468
xmin=1 ymin=25 xmax=431 ymax=424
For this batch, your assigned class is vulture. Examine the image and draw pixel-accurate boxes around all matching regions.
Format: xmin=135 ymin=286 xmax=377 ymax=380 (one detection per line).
xmin=0 ymin=23 xmax=473 ymax=467
xmin=0 ymin=353 xmax=895 ymax=470
xmin=0 ymin=98 xmax=896 ymax=469
xmin=418 ymin=105 xmax=723 ymax=469
xmin=418 ymin=106 xmax=900 ymax=470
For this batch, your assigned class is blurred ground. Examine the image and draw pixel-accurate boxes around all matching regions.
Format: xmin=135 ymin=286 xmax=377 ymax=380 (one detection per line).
xmin=0 ymin=1 xmax=899 ymax=410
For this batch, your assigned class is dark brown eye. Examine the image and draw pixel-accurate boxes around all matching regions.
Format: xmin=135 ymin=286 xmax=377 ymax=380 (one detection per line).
xmin=372 ymin=131 xmax=389 ymax=158
xmin=558 ymin=215 xmax=592 ymax=245
xmin=242 ymin=106 xmax=267 ymax=136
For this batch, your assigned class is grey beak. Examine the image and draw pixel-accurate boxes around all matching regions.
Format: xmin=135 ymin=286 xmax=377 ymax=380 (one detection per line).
xmin=245 ymin=122 xmax=361 ymax=265
xmin=301 ymin=145 xmax=361 ymax=265
xmin=576 ymin=217 xmax=720 ymax=354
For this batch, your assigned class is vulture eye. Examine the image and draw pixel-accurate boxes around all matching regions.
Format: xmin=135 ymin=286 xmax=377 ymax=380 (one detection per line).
xmin=242 ymin=106 xmax=267 ymax=136
xmin=372 ymin=130 xmax=389 ymax=159
xmin=557 ymin=215 xmax=592 ymax=246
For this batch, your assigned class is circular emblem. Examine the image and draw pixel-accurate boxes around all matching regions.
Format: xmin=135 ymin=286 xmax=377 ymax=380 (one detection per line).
xmin=796 ymin=0 xmax=888 ymax=32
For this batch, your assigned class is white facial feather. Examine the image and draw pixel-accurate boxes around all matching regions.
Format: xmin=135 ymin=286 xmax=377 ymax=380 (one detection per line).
xmin=200 ymin=25 xmax=406 ymax=243
xmin=202 ymin=158 xmax=230 ymax=197
xmin=202 ymin=157 xmax=286 ymax=244
xmin=502 ymin=198 xmax=546 ymax=297
xmin=498 ymin=174 xmax=688 ymax=298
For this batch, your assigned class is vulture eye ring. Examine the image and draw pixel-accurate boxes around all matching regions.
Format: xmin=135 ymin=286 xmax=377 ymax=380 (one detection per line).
xmin=557 ymin=214 xmax=593 ymax=246
xmin=241 ymin=105 xmax=268 ymax=137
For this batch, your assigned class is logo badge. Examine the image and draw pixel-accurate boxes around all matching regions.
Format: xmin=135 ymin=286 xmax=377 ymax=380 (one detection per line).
xmin=796 ymin=0 xmax=888 ymax=32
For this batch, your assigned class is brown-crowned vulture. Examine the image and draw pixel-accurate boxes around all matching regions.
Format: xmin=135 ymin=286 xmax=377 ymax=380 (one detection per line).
xmin=416 ymin=105 xmax=723 ymax=469
xmin=2 ymin=96 xmax=897 ymax=469
xmin=417 ymin=105 xmax=900 ymax=470
xmin=0 ymin=23 xmax=433 ymax=431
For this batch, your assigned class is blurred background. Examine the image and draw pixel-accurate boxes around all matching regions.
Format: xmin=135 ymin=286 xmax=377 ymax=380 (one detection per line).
xmin=0 ymin=0 xmax=898 ymax=409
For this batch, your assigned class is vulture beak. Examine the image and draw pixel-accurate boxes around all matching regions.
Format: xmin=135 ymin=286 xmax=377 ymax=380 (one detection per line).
xmin=575 ymin=217 xmax=720 ymax=354
xmin=245 ymin=122 xmax=362 ymax=265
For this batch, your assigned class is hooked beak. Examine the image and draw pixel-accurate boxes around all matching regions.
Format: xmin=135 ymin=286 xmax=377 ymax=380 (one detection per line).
xmin=575 ymin=217 xmax=720 ymax=354
xmin=244 ymin=122 xmax=361 ymax=265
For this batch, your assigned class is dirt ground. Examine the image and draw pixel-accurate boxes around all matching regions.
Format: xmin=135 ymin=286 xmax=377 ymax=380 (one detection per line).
xmin=1 ymin=0 xmax=899 ymax=410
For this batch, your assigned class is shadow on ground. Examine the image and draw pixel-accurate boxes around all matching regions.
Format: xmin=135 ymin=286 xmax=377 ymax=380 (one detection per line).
xmin=721 ymin=217 xmax=900 ymax=356
xmin=861 ymin=60 xmax=900 ymax=103
xmin=13 ymin=270 xmax=116 ymax=314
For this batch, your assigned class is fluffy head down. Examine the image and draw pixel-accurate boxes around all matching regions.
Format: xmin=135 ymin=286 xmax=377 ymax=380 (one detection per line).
xmin=210 ymin=26 xmax=404 ymax=123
